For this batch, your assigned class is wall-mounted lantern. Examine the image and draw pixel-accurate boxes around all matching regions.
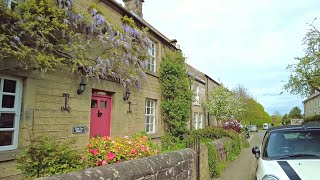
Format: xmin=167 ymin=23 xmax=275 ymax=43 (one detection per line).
xmin=77 ymin=79 xmax=87 ymax=95
xmin=123 ymin=90 xmax=131 ymax=101
xmin=123 ymin=89 xmax=132 ymax=113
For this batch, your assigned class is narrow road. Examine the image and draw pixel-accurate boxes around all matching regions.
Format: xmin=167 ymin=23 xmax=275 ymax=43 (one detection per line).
xmin=215 ymin=130 xmax=266 ymax=180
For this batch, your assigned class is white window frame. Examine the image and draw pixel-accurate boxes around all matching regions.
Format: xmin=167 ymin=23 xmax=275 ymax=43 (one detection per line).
xmin=194 ymin=113 xmax=203 ymax=130
xmin=199 ymin=113 xmax=203 ymax=129
xmin=194 ymin=112 xmax=198 ymax=130
xmin=0 ymin=75 xmax=22 ymax=151
xmin=147 ymin=41 xmax=156 ymax=72
xmin=145 ymin=99 xmax=156 ymax=134
xmin=193 ymin=86 xmax=200 ymax=105
xmin=6 ymin=0 xmax=17 ymax=10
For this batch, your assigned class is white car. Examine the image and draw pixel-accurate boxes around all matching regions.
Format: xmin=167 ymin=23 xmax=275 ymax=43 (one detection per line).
xmin=252 ymin=125 xmax=320 ymax=180
xmin=263 ymin=123 xmax=269 ymax=130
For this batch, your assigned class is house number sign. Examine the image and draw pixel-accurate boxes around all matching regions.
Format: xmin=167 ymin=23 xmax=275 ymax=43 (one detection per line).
xmin=72 ymin=126 xmax=85 ymax=134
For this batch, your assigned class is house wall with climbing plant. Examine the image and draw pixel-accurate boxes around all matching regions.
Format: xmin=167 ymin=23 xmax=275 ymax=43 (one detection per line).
xmin=0 ymin=0 xmax=178 ymax=179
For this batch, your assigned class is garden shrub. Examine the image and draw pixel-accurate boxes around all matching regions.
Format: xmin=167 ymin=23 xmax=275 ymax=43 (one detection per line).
xmin=188 ymin=126 xmax=242 ymax=142
xmin=241 ymin=134 xmax=250 ymax=148
xmin=86 ymin=133 xmax=159 ymax=167
xmin=304 ymin=115 xmax=320 ymax=124
xmin=222 ymin=119 xmax=241 ymax=133
xmin=159 ymin=50 xmax=193 ymax=138
xmin=188 ymin=126 xmax=230 ymax=140
xmin=16 ymin=136 xmax=86 ymax=178
xmin=206 ymin=142 xmax=225 ymax=178
xmin=160 ymin=134 xmax=188 ymax=152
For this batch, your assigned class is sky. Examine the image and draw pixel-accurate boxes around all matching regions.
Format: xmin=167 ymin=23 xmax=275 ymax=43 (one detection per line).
xmin=115 ymin=0 xmax=320 ymax=115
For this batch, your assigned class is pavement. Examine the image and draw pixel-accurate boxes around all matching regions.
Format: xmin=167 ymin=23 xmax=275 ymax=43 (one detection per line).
xmin=215 ymin=130 xmax=266 ymax=180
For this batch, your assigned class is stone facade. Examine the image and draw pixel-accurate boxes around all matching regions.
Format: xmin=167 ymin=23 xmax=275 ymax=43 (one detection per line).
xmin=0 ymin=0 xmax=173 ymax=178
xmin=303 ymin=91 xmax=320 ymax=117
xmin=185 ymin=64 xmax=220 ymax=130
xmin=37 ymin=149 xmax=196 ymax=180
xmin=186 ymin=64 xmax=206 ymax=130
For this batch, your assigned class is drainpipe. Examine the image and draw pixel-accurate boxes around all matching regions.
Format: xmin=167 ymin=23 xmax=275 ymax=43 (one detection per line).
xmin=189 ymin=77 xmax=193 ymax=131
xmin=206 ymin=75 xmax=210 ymax=126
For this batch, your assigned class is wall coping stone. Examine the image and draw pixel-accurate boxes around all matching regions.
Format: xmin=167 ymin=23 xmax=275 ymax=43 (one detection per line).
xmin=37 ymin=148 xmax=196 ymax=180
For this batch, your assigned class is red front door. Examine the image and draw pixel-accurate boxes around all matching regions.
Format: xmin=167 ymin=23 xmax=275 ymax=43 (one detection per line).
xmin=90 ymin=95 xmax=111 ymax=137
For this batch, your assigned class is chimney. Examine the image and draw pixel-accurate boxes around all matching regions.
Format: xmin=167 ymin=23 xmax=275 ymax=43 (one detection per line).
xmin=310 ymin=87 xmax=315 ymax=95
xmin=123 ymin=0 xmax=144 ymax=18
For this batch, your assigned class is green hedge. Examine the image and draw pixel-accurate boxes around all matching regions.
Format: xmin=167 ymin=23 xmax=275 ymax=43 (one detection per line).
xmin=161 ymin=126 xmax=250 ymax=178
xmin=304 ymin=115 xmax=320 ymax=124
xmin=206 ymin=142 xmax=225 ymax=178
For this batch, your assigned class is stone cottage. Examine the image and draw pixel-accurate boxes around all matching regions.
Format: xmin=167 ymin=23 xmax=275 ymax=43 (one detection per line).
xmin=186 ymin=64 xmax=220 ymax=130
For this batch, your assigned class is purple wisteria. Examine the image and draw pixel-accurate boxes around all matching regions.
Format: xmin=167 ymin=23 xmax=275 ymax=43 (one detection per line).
xmin=57 ymin=1 xmax=152 ymax=89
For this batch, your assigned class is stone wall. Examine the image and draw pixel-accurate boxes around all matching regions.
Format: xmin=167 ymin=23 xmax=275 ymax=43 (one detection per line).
xmin=199 ymin=144 xmax=210 ymax=180
xmin=37 ymin=149 xmax=196 ymax=180
xmin=210 ymin=138 xmax=229 ymax=162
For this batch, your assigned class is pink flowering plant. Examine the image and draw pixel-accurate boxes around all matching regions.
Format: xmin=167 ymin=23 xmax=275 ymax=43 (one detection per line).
xmin=86 ymin=133 xmax=159 ymax=167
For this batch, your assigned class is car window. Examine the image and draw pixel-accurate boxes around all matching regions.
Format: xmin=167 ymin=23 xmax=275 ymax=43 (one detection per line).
xmin=264 ymin=130 xmax=320 ymax=159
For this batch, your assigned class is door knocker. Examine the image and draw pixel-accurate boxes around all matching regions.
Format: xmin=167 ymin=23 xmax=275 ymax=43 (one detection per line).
xmin=98 ymin=110 xmax=102 ymax=117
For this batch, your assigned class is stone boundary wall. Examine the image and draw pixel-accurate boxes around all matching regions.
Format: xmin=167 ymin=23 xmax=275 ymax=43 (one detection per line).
xmin=37 ymin=149 xmax=196 ymax=180
xmin=210 ymin=138 xmax=229 ymax=161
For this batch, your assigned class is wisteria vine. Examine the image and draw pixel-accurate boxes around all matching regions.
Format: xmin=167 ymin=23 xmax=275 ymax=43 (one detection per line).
xmin=0 ymin=0 xmax=151 ymax=88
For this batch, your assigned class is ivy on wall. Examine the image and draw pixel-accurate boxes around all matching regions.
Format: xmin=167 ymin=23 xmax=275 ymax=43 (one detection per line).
xmin=159 ymin=50 xmax=193 ymax=138
xmin=0 ymin=0 xmax=151 ymax=88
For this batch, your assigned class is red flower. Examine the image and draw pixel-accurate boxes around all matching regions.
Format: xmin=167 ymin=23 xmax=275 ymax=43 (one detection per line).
xmin=89 ymin=148 xmax=99 ymax=156
xmin=87 ymin=143 xmax=91 ymax=148
xmin=96 ymin=160 xmax=100 ymax=167
xmin=102 ymin=160 xmax=107 ymax=166
xmin=142 ymin=136 xmax=148 ymax=140
xmin=107 ymin=152 xmax=115 ymax=160
xmin=103 ymin=136 xmax=111 ymax=141
xmin=141 ymin=145 xmax=146 ymax=151
xmin=131 ymin=149 xmax=137 ymax=154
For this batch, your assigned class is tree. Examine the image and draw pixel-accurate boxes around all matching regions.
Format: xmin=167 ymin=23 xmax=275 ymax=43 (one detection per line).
xmin=159 ymin=50 xmax=193 ymax=138
xmin=232 ymin=84 xmax=252 ymax=101
xmin=282 ymin=114 xmax=290 ymax=125
xmin=288 ymin=106 xmax=303 ymax=119
xmin=284 ymin=20 xmax=320 ymax=97
xmin=204 ymin=85 xmax=245 ymax=122
xmin=232 ymin=84 xmax=252 ymax=121
xmin=241 ymin=98 xmax=272 ymax=127
xmin=271 ymin=111 xmax=282 ymax=124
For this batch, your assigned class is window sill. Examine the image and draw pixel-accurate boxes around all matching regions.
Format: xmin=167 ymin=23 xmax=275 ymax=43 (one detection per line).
xmin=145 ymin=71 xmax=159 ymax=78
xmin=148 ymin=132 xmax=164 ymax=139
xmin=0 ymin=149 xmax=21 ymax=162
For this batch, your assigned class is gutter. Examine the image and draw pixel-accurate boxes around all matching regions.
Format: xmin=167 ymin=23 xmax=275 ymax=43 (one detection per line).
xmin=205 ymin=74 xmax=220 ymax=86
xmin=188 ymin=72 xmax=206 ymax=84
xmin=303 ymin=92 xmax=320 ymax=103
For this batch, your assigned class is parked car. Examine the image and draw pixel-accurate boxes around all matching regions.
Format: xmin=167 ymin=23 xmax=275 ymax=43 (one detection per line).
xmin=252 ymin=125 xmax=320 ymax=180
xmin=263 ymin=123 xmax=269 ymax=130
xmin=249 ymin=125 xmax=258 ymax=132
